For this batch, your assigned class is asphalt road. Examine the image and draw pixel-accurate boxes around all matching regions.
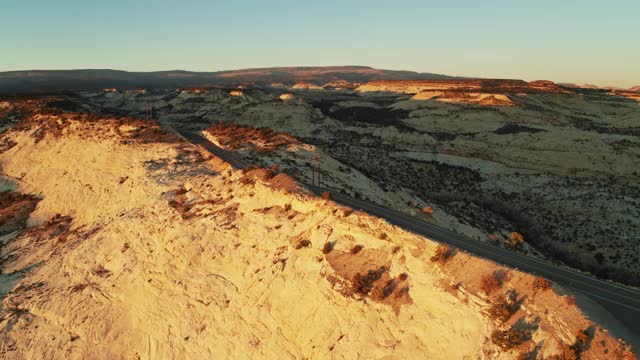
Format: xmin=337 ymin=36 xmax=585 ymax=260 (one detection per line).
xmin=175 ymin=128 xmax=640 ymax=347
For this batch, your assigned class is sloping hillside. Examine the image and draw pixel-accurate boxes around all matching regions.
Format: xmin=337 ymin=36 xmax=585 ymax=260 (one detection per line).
xmin=0 ymin=110 xmax=634 ymax=358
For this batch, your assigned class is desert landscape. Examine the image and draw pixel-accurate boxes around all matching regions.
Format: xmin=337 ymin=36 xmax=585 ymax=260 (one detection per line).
xmin=0 ymin=99 xmax=636 ymax=358
xmin=2 ymin=1 xmax=639 ymax=358
xmin=68 ymin=75 xmax=640 ymax=288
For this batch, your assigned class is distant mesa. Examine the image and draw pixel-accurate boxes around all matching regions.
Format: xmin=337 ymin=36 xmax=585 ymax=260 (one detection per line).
xmin=410 ymin=90 xmax=514 ymax=106
xmin=358 ymin=79 xmax=564 ymax=98
xmin=559 ymin=83 xmax=601 ymax=89
xmin=1 ymin=66 xmax=631 ymax=95
xmin=0 ymin=66 xmax=457 ymax=94
xmin=565 ymin=83 xmax=636 ymax=92
xmin=527 ymin=80 xmax=563 ymax=91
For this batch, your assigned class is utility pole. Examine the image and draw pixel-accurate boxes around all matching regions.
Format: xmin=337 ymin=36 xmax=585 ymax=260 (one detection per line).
xmin=145 ymin=103 xmax=153 ymax=120
xmin=311 ymin=149 xmax=321 ymax=186
xmin=311 ymin=150 xmax=315 ymax=185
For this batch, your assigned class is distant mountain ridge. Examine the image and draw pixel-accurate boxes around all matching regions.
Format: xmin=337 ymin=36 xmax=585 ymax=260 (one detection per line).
xmin=0 ymin=66 xmax=460 ymax=93
xmin=559 ymin=82 xmax=640 ymax=92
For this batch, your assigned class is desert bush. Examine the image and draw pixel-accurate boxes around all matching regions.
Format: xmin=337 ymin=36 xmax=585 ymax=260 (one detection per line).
xmin=430 ymin=244 xmax=455 ymax=264
xmin=0 ymin=138 xmax=17 ymax=154
xmin=488 ymin=233 xmax=499 ymax=244
xmin=516 ymin=350 xmax=538 ymax=360
xmin=546 ymin=344 xmax=578 ymax=360
xmin=295 ymin=239 xmax=311 ymax=249
xmin=321 ymin=191 xmax=331 ymax=200
xmin=505 ymin=231 xmax=524 ymax=250
xmin=481 ymin=270 xmax=506 ymax=294
xmin=92 ymin=265 xmax=112 ymax=278
xmin=491 ymin=327 xmax=531 ymax=350
xmin=352 ymin=267 xmax=386 ymax=295
xmin=350 ymin=244 xmax=364 ymax=255
xmin=532 ymin=277 xmax=550 ymax=291
xmin=565 ymin=295 xmax=576 ymax=306
xmin=239 ymin=176 xmax=255 ymax=186
xmin=481 ymin=275 xmax=501 ymax=294
xmin=422 ymin=206 xmax=433 ymax=215
xmin=612 ymin=343 xmax=637 ymax=360
xmin=571 ymin=327 xmax=593 ymax=356
xmin=488 ymin=295 xmax=518 ymax=323
xmin=322 ymin=241 xmax=334 ymax=254
xmin=371 ymin=279 xmax=397 ymax=301
xmin=547 ymin=328 xmax=594 ymax=360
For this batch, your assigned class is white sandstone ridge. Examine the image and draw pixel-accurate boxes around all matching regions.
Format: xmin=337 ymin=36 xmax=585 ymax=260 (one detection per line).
xmin=292 ymin=81 xmax=323 ymax=90
xmin=0 ymin=113 xmax=634 ymax=359
xmin=323 ymin=79 xmax=357 ymax=90
xmin=410 ymin=91 xmax=514 ymax=106
xmin=279 ymin=93 xmax=295 ymax=101
xmin=356 ymin=79 xmax=565 ymax=95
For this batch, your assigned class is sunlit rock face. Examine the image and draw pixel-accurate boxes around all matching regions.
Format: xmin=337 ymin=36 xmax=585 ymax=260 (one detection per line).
xmin=229 ymin=90 xmax=244 ymax=96
xmin=279 ymin=93 xmax=295 ymax=101
xmin=323 ymin=80 xmax=357 ymax=90
xmin=292 ymin=81 xmax=323 ymax=90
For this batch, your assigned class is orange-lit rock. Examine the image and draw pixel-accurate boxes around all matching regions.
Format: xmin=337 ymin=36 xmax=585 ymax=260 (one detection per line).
xmin=292 ymin=81 xmax=323 ymax=90
xmin=279 ymin=93 xmax=295 ymax=101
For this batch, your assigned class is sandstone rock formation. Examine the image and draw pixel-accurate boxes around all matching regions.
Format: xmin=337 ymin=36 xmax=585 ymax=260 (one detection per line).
xmin=0 ymin=108 xmax=634 ymax=359
xmin=279 ymin=93 xmax=295 ymax=101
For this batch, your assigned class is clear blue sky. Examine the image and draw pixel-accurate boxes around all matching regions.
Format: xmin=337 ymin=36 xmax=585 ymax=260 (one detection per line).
xmin=1 ymin=0 xmax=639 ymax=87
